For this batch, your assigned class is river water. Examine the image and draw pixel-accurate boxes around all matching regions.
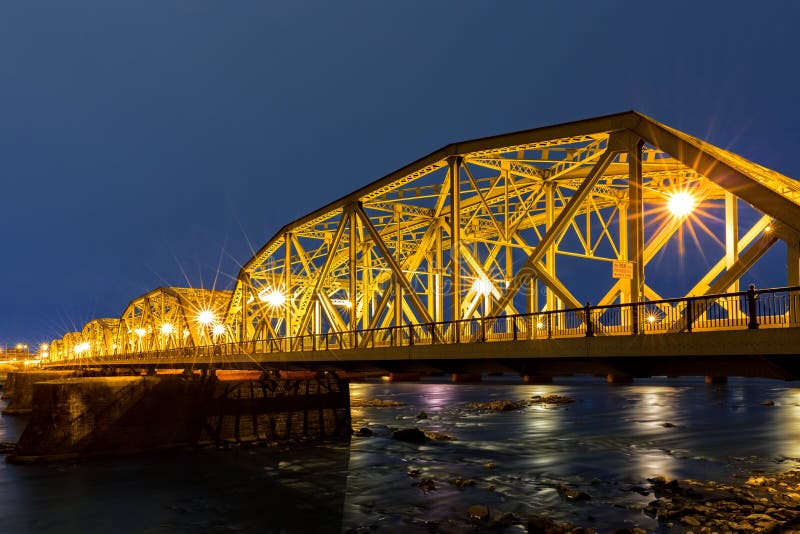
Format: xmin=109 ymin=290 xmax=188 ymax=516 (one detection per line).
xmin=1 ymin=375 xmax=799 ymax=533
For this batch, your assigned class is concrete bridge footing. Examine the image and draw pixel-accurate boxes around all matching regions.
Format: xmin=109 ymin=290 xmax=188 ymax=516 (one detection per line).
xmin=8 ymin=373 xmax=351 ymax=463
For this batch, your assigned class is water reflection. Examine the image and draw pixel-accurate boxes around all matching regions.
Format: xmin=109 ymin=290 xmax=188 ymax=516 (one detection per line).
xmin=2 ymin=379 xmax=800 ymax=532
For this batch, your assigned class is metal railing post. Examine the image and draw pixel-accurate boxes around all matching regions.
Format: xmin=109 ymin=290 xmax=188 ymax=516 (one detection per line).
xmin=686 ymin=297 xmax=693 ymax=333
xmin=748 ymin=284 xmax=759 ymax=329
xmin=585 ymin=301 xmax=594 ymax=337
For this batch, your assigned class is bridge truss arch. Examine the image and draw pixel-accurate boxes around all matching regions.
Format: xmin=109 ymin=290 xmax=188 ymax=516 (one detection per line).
xmin=80 ymin=318 xmax=121 ymax=358
xmin=224 ymin=111 xmax=800 ymax=346
xmin=117 ymin=287 xmax=232 ymax=354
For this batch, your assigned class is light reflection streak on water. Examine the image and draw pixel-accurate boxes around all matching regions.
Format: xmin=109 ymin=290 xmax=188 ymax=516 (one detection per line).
xmin=774 ymin=389 xmax=800 ymax=459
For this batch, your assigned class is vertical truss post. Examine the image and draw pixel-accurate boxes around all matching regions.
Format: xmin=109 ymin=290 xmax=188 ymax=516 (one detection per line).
xmin=435 ymin=224 xmax=444 ymax=323
xmin=449 ymin=157 xmax=463 ymax=336
xmin=349 ymin=209 xmax=358 ymax=347
xmin=241 ymin=273 xmax=251 ymax=342
xmin=362 ymin=230 xmax=371 ymax=331
xmin=788 ymin=240 xmax=800 ymax=327
xmin=394 ymin=205 xmax=403 ymax=329
xmin=284 ymin=233 xmax=292 ymax=338
xmin=545 ymin=182 xmax=557 ymax=317
xmin=527 ymin=277 xmax=538 ymax=315
xmin=617 ymin=199 xmax=630 ymax=328
xmin=628 ymin=137 xmax=645 ymax=334
xmin=725 ymin=192 xmax=740 ymax=293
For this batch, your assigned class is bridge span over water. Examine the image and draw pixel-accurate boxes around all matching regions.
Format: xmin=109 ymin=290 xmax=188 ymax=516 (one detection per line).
xmin=44 ymin=111 xmax=800 ymax=381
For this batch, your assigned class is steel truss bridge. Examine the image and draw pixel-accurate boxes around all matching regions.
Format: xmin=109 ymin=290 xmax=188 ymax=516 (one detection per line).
xmin=45 ymin=111 xmax=800 ymax=380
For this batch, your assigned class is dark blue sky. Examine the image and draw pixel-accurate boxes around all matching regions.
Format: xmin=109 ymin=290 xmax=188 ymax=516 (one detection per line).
xmin=1 ymin=2 xmax=798 ymax=346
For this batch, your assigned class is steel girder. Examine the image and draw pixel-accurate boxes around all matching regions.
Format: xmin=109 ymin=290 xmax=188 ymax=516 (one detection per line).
xmin=226 ymin=111 xmax=800 ymax=344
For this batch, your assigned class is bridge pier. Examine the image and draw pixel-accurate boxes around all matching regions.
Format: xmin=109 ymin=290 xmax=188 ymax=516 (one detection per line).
xmin=387 ymin=372 xmax=421 ymax=382
xmin=523 ymin=375 xmax=553 ymax=384
xmin=9 ymin=373 xmax=351 ymax=463
xmin=705 ymin=375 xmax=728 ymax=384
xmin=606 ymin=374 xmax=634 ymax=384
xmin=1 ymin=370 xmax=75 ymax=414
xmin=451 ymin=373 xmax=482 ymax=383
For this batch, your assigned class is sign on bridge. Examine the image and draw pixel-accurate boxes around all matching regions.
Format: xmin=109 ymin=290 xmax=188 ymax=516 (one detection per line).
xmin=612 ymin=260 xmax=634 ymax=279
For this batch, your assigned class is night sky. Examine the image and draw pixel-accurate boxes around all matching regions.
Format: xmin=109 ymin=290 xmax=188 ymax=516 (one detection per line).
xmin=1 ymin=2 xmax=798 ymax=347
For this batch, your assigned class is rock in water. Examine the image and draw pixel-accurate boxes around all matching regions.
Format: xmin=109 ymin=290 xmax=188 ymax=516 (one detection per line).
xmin=556 ymin=483 xmax=591 ymax=501
xmin=392 ymin=428 xmax=429 ymax=443
xmin=467 ymin=504 xmax=490 ymax=520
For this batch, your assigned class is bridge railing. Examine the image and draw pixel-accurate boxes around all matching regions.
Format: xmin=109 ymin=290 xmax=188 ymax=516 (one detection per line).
xmin=47 ymin=286 xmax=800 ymax=364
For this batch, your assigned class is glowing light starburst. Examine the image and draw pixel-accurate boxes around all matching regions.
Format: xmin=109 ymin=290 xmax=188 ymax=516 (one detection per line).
xmin=197 ymin=310 xmax=216 ymax=325
xmin=471 ymin=277 xmax=493 ymax=296
xmin=667 ymin=191 xmax=696 ymax=218
xmin=258 ymin=287 xmax=286 ymax=308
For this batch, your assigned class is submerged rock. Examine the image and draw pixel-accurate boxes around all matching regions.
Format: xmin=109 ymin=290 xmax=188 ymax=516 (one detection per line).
xmin=423 ymin=431 xmax=455 ymax=441
xmin=468 ymin=399 xmax=526 ymax=411
xmin=416 ymin=411 xmax=428 ymax=420
xmin=467 ymin=504 xmax=490 ymax=520
xmin=644 ymin=470 xmax=800 ymax=532
xmin=530 ymin=394 xmax=575 ymax=405
xmin=392 ymin=428 xmax=429 ymax=443
xmin=416 ymin=478 xmax=436 ymax=491
xmin=556 ymin=483 xmax=591 ymax=502
xmin=351 ymin=398 xmax=407 ymax=408
xmin=452 ymin=478 xmax=476 ymax=489
xmin=356 ymin=427 xmax=373 ymax=436
xmin=527 ymin=513 xmax=595 ymax=533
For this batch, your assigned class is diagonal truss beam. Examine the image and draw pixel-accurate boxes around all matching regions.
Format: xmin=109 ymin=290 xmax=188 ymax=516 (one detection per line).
xmin=671 ymin=232 xmax=779 ymax=332
xmin=488 ymin=142 xmax=620 ymax=317
xmin=354 ymin=203 xmax=435 ymax=326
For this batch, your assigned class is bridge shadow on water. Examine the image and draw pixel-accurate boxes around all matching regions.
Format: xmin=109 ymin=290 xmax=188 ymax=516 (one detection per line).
xmin=2 ymin=439 xmax=351 ymax=533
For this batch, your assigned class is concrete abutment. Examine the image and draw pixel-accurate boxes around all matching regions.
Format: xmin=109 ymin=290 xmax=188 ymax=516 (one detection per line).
xmin=8 ymin=373 xmax=351 ymax=463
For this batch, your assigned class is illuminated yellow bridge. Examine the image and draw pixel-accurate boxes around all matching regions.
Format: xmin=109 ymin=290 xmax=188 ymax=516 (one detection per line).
xmin=44 ymin=112 xmax=800 ymax=381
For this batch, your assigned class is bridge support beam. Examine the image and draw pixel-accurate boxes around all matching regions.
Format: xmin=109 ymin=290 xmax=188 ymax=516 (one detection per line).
xmin=451 ymin=373 xmax=482 ymax=383
xmin=607 ymin=373 xmax=634 ymax=384
xmin=523 ymin=375 xmax=553 ymax=384
xmin=387 ymin=372 xmax=421 ymax=382
xmin=705 ymin=375 xmax=728 ymax=384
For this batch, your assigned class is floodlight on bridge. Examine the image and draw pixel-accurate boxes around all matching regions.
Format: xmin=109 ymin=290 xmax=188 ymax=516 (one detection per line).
xmin=197 ymin=310 xmax=216 ymax=325
xmin=212 ymin=324 xmax=226 ymax=337
xmin=667 ymin=191 xmax=696 ymax=217
xmin=160 ymin=323 xmax=174 ymax=335
xmin=258 ymin=288 xmax=286 ymax=308
xmin=134 ymin=328 xmax=146 ymax=338
xmin=74 ymin=342 xmax=89 ymax=354
xmin=471 ymin=277 xmax=494 ymax=296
